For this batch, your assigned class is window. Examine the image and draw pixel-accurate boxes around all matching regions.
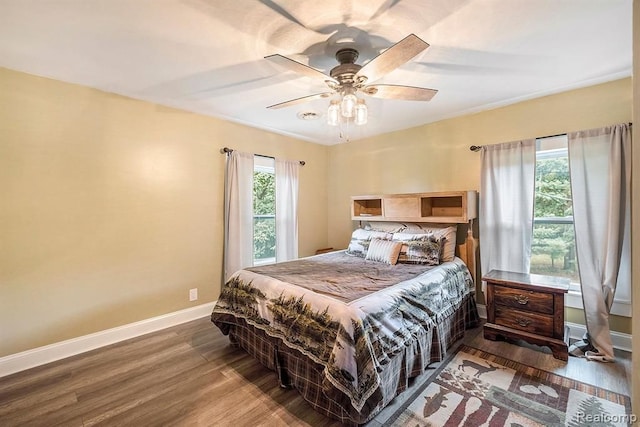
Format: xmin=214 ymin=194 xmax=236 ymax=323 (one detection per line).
xmin=531 ymin=135 xmax=580 ymax=286
xmin=253 ymin=156 xmax=275 ymax=265
xmin=530 ymin=135 xmax=630 ymax=316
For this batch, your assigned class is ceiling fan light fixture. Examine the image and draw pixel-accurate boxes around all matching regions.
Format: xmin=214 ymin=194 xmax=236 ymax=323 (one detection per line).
xmin=340 ymin=87 xmax=357 ymax=118
xmin=354 ymin=99 xmax=367 ymax=125
xmin=327 ymin=101 xmax=340 ymax=126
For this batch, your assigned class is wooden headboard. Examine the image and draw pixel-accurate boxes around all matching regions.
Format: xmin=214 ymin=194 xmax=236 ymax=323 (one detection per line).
xmin=352 ymin=190 xmax=478 ymax=282
xmin=456 ymin=222 xmax=478 ymax=284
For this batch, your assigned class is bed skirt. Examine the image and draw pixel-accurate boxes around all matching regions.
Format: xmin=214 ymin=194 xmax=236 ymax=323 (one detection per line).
xmin=214 ymin=294 xmax=479 ymax=425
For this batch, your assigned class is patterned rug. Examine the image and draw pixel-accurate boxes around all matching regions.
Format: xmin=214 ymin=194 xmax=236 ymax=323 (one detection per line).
xmin=386 ymin=345 xmax=632 ymax=427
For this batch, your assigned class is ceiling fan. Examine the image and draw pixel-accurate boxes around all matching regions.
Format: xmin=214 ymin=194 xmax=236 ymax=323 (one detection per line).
xmin=264 ymin=34 xmax=438 ymax=121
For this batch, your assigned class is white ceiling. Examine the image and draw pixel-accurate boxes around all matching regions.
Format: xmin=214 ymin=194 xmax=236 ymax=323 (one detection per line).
xmin=0 ymin=0 xmax=632 ymax=145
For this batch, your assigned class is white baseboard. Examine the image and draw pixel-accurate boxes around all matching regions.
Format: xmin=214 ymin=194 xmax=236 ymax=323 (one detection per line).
xmin=476 ymin=303 xmax=487 ymax=320
xmin=564 ymin=321 xmax=632 ymax=353
xmin=475 ymin=304 xmax=632 ymax=353
xmin=0 ymin=301 xmax=216 ymax=378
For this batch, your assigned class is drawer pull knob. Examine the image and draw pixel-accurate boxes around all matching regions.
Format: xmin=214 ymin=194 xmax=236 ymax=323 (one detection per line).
xmin=516 ymin=318 xmax=532 ymax=327
xmin=514 ymin=295 xmax=529 ymax=305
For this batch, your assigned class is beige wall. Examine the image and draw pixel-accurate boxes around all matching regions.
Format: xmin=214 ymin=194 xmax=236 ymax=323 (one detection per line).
xmin=0 ymin=68 xmax=328 ymax=357
xmin=327 ymin=77 xmax=632 ymax=334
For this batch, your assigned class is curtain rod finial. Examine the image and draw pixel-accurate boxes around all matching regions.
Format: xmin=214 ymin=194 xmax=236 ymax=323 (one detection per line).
xmin=470 ymin=145 xmax=482 ymax=152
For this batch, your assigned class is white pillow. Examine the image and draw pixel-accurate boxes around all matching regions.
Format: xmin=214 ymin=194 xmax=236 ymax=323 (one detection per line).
xmin=365 ymin=239 xmax=403 ymax=265
xmin=363 ymin=221 xmax=406 ymax=233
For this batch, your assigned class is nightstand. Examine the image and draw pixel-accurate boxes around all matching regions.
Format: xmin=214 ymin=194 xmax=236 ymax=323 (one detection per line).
xmin=483 ymin=269 xmax=570 ymax=361
xmin=315 ymin=247 xmax=337 ymax=255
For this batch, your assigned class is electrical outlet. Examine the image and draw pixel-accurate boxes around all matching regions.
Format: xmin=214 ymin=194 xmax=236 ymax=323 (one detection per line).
xmin=189 ymin=288 xmax=198 ymax=301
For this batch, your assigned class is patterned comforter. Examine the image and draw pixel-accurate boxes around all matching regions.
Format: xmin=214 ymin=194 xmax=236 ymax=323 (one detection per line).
xmin=211 ymin=251 xmax=475 ymax=415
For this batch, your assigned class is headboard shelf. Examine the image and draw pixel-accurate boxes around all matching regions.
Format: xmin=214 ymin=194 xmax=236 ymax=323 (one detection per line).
xmin=351 ymin=191 xmax=477 ymax=223
xmin=352 ymin=198 xmax=383 ymax=218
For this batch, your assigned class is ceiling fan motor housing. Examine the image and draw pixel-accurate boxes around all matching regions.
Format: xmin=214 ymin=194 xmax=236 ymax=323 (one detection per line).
xmin=330 ymin=48 xmax=364 ymax=86
xmin=335 ymin=48 xmax=359 ymax=64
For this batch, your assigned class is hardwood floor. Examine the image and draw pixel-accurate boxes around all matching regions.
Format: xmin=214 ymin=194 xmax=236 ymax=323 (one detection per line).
xmin=0 ymin=318 xmax=631 ymax=426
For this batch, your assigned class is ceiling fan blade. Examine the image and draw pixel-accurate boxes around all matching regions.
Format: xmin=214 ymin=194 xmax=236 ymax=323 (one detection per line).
xmin=267 ymin=92 xmax=333 ymax=109
xmin=356 ymin=34 xmax=429 ymax=84
xmin=363 ymin=84 xmax=438 ymax=101
xmin=265 ymin=54 xmax=337 ymax=84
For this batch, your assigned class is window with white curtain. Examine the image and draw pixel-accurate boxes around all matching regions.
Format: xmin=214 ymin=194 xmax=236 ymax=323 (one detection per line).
xmin=531 ymin=135 xmax=579 ymax=283
xmin=224 ymin=150 xmax=299 ymax=280
xmin=531 ymin=134 xmax=630 ymax=317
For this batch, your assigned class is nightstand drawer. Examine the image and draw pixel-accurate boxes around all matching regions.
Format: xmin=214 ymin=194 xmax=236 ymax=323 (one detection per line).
xmin=494 ymin=306 xmax=554 ymax=336
xmin=493 ymin=285 xmax=553 ymax=314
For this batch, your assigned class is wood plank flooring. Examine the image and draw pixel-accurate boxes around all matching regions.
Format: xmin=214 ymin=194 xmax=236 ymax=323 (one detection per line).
xmin=0 ymin=318 xmax=631 ymax=426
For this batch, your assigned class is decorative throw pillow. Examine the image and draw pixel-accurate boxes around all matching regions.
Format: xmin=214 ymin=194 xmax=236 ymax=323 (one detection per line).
xmin=393 ymin=233 xmax=444 ymax=265
xmin=346 ymin=229 xmax=392 ymax=257
xmin=365 ymin=239 xmax=403 ymax=265
xmin=430 ymin=226 xmax=457 ymax=262
xmin=397 ymin=225 xmax=458 ymax=262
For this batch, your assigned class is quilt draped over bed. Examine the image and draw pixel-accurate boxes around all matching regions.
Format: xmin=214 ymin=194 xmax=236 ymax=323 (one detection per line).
xmin=211 ymin=252 xmax=475 ymax=417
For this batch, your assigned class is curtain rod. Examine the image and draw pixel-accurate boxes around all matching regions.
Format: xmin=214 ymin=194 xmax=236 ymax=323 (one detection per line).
xmin=221 ymin=147 xmax=305 ymax=166
xmin=468 ymin=122 xmax=633 ymax=152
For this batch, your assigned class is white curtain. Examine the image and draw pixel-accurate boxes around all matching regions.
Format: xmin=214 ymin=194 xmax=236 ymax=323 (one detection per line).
xmin=223 ymin=150 xmax=254 ymax=280
xmin=480 ymin=139 xmax=536 ymax=289
xmin=275 ymin=159 xmax=299 ymax=262
xmin=567 ymin=123 xmax=631 ymax=361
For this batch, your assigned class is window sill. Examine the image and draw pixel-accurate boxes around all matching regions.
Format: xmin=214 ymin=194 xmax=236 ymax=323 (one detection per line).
xmin=253 ymin=257 xmax=276 ymax=266
xmin=565 ymin=289 xmax=632 ymax=317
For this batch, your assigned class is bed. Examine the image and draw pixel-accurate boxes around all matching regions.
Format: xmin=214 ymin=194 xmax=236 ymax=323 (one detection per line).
xmin=211 ymin=223 xmax=479 ymax=425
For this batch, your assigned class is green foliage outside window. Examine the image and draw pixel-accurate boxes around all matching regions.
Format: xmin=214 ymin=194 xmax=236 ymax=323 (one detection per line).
xmin=531 ymin=156 xmax=579 ymax=281
xmin=534 ymin=158 xmax=572 ymax=217
xmin=253 ymin=170 xmax=276 ymax=261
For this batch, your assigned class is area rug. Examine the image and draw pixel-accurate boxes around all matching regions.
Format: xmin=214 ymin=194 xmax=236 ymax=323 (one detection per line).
xmin=386 ymin=345 xmax=632 ymax=427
